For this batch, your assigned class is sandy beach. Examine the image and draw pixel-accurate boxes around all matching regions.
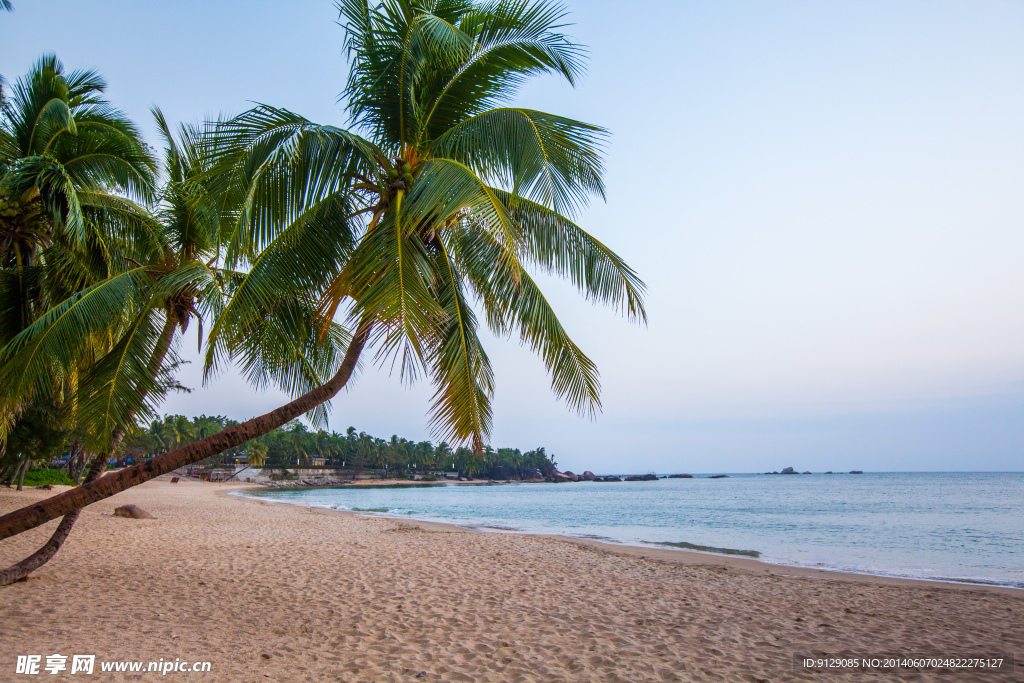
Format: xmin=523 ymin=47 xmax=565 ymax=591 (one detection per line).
xmin=1 ymin=478 xmax=1020 ymax=682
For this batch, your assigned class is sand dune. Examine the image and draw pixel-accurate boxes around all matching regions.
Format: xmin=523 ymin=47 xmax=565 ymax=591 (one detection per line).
xmin=1 ymin=479 xmax=1020 ymax=682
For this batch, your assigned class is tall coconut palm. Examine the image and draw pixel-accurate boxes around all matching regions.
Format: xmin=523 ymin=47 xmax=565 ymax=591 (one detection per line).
xmin=0 ymin=55 xmax=157 ymax=479
xmin=0 ymin=0 xmax=645 ymax=545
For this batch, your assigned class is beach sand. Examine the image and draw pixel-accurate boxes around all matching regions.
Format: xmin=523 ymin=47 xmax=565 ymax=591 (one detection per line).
xmin=0 ymin=478 xmax=1020 ymax=682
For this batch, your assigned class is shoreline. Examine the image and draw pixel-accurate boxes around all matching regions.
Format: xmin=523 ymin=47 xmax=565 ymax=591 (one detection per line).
xmin=229 ymin=482 xmax=1024 ymax=595
xmin=2 ymin=477 xmax=1021 ymax=682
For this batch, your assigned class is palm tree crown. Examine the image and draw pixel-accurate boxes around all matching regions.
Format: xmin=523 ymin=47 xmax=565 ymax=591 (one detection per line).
xmin=208 ymin=0 xmax=646 ymax=452
xmin=0 ymin=54 xmax=157 ymax=339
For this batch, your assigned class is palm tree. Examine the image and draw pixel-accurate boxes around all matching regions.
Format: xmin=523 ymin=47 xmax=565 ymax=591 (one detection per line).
xmin=0 ymin=55 xmax=157 ymax=342
xmin=0 ymin=0 xmax=645 ymax=544
xmin=246 ymin=439 xmax=268 ymax=468
xmin=0 ymin=101 xmax=356 ymax=580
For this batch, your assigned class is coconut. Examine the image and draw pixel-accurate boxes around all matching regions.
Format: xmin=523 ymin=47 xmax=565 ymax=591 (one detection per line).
xmin=402 ymin=163 xmax=412 ymax=173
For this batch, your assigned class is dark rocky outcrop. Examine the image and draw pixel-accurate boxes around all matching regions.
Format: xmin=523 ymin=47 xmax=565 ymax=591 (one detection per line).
xmin=708 ymin=474 xmax=728 ymax=479
xmin=825 ymin=471 xmax=833 ymax=474
xmin=521 ymin=467 xmax=543 ymax=481
xmin=849 ymin=470 xmax=864 ymax=474
xmin=113 ymin=504 xmax=155 ymax=519
xmin=593 ymin=475 xmax=622 ymax=482
xmin=624 ymin=474 xmax=659 ymax=481
xmin=489 ymin=466 xmax=519 ymax=481
xmin=668 ymin=473 xmax=693 ymax=478
xmin=581 ymin=471 xmax=596 ymax=481
xmin=802 ymin=471 xmax=811 ymax=474
xmin=780 ymin=467 xmax=797 ymax=474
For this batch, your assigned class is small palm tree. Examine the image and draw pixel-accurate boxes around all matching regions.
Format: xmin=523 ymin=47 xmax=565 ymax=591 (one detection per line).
xmin=246 ymin=440 xmax=268 ymax=468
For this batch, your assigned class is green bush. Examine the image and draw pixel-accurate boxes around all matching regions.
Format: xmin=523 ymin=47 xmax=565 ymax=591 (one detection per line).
xmin=419 ymin=475 xmax=438 ymax=482
xmin=23 ymin=468 xmax=76 ymax=487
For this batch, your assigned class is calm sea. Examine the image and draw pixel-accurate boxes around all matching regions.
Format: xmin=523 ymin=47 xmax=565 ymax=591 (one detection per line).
xmin=243 ymin=472 xmax=1023 ymax=588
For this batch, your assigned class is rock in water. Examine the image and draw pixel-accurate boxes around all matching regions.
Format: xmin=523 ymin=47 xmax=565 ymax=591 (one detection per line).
xmin=113 ymin=504 xmax=155 ymax=519
xmin=581 ymin=471 xmax=596 ymax=481
xmin=780 ymin=467 xmax=797 ymax=474
xmin=668 ymin=473 xmax=693 ymax=478
xmin=708 ymin=474 xmax=729 ymax=479
xmin=849 ymin=470 xmax=864 ymax=474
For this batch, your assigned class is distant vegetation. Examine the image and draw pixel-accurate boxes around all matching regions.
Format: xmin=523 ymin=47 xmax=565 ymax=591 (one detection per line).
xmin=122 ymin=414 xmax=557 ymax=479
xmin=21 ymin=468 xmax=75 ymax=487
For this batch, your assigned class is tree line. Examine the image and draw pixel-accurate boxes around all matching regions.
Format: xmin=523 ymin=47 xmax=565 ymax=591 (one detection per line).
xmin=119 ymin=414 xmax=556 ymax=478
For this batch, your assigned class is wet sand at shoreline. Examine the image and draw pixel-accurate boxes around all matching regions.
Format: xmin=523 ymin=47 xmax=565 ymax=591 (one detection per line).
xmin=1 ymin=478 xmax=1020 ymax=681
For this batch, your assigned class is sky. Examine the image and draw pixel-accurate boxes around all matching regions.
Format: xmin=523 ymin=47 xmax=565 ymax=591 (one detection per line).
xmin=3 ymin=0 xmax=1022 ymax=472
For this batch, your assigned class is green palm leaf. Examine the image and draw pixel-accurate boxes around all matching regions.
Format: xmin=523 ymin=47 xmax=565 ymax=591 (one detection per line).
xmin=431 ymin=107 xmax=607 ymax=214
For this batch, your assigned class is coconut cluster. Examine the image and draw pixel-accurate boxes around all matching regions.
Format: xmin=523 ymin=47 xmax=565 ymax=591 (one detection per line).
xmin=0 ymin=198 xmax=23 ymax=218
xmin=386 ymin=161 xmax=415 ymax=189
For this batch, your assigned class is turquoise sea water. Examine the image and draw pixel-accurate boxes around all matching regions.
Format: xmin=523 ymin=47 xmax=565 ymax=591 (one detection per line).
xmin=244 ymin=472 xmax=1024 ymax=588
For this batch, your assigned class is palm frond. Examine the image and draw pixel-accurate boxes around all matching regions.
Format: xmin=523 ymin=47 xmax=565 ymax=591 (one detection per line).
xmin=454 ymin=219 xmax=601 ymax=416
xmin=431 ymin=107 xmax=606 ymax=214
xmin=0 ymin=267 xmax=154 ymax=415
xmin=490 ymin=188 xmax=646 ymax=322
xmin=425 ymin=237 xmax=493 ymax=451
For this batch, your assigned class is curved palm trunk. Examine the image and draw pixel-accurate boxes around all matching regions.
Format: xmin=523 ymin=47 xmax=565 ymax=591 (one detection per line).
xmin=0 ymin=309 xmax=184 ymax=582
xmin=0 ymin=442 xmax=114 ymax=585
xmin=0 ymin=320 xmax=371 ymax=543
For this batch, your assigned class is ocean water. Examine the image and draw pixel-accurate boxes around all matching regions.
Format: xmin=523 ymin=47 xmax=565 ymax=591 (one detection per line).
xmin=244 ymin=472 xmax=1024 ymax=588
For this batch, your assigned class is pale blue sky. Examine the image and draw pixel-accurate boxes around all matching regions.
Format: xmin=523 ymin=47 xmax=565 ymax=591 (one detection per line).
xmin=3 ymin=1 xmax=1022 ymax=472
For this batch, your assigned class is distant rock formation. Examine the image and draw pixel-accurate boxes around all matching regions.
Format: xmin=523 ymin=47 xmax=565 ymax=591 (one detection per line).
xmin=522 ymin=467 xmax=543 ymax=481
xmin=668 ymin=473 xmax=693 ymax=478
xmin=780 ymin=467 xmax=797 ymax=474
xmin=581 ymin=471 xmax=596 ymax=481
xmin=849 ymin=470 xmax=864 ymax=474
xmin=708 ymin=474 xmax=729 ymax=479
xmin=593 ymin=475 xmax=622 ymax=482
xmin=489 ymin=466 xmax=518 ymax=481
xmin=802 ymin=471 xmax=811 ymax=474
xmin=624 ymin=474 xmax=659 ymax=481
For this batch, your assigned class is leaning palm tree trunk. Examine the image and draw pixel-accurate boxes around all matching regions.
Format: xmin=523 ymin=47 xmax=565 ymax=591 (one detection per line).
xmin=0 ymin=321 xmax=371 ymax=543
xmin=0 ymin=444 xmax=113 ymax=585
xmin=0 ymin=312 xmax=182 ymax=581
